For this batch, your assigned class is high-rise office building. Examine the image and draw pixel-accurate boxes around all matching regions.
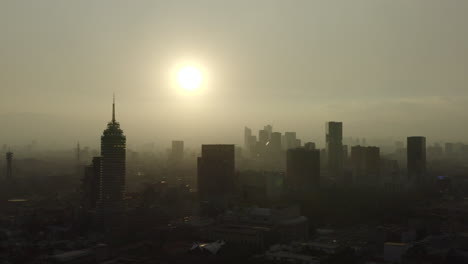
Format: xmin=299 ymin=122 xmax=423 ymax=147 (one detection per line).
xmin=326 ymin=122 xmax=343 ymax=181
xmin=197 ymin=145 xmax=235 ymax=208
xmin=269 ymin=132 xmax=282 ymax=152
xmin=407 ymin=136 xmax=426 ymax=184
xmin=98 ymin=97 xmax=126 ymax=216
xmin=259 ymin=129 xmax=269 ymax=146
xmin=283 ymin=132 xmax=297 ymax=150
xmin=286 ymin=148 xmax=320 ymax=196
xmin=170 ymin=140 xmax=184 ymax=162
xmin=6 ymin=151 xmax=13 ymax=180
xmin=350 ymin=146 xmax=380 ymax=185
xmin=82 ymin=157 xmax=101 ymax=210
xmin=264 ymin=125 xmax=273 ymax=139
xmin=244 ymin=127 xmax=252 ymax=150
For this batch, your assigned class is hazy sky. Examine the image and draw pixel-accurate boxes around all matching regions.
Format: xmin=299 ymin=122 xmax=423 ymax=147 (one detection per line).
xmin=1 ymin=0 xmax=468 ymax=149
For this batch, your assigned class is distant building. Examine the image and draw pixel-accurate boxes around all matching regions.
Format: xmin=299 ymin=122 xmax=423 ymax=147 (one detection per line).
xmin=304 ymin=142 xmax=316 ymax=150
xmin=264 ymin=125 xmax=273 ymax=139
xmin=286 ymin=148 xmax=320 ymax=196
xmin=197 ymin=145 xmax=235 ymax=210
xmin=283 ymin=132 xmax=297 ymax=150
xmin=170 ymin=140 xmax=184 ymax=162
xmin=270 ymin=132 xmax=282 ymax=152
xmin=259 ymin=129 xmax=269 ymax=146
xmin=350 ymin=146 xmax=380 ymax=185
xmin=82 ymin=157 xmax=101 ymax=210
xmin=407 ymin=137 xmax=426 ymax=184
xmin=295 ymin=139 xmax=302 ymax=148
xmin=244 ymin=127 xmax=253 ymax=151
xmin=97 ymin=97 xmax=126 ymax=217
xmin=326 ymin=122 xmax=343 ymax=182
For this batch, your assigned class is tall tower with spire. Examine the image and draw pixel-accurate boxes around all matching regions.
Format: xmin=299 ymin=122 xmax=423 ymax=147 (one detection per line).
xmin=98 ymin=96 xmax=126 ymax=217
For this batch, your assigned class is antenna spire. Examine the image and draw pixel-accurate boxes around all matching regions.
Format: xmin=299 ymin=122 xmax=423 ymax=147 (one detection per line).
xmin=112 ymin=94 xmax=116 ymax=122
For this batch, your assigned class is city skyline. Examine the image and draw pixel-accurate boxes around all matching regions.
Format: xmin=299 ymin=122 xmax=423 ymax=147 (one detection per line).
xmin=2 ymin=2 xmax=468 ymax=263
xmin=2 ymin=0 xmax=468 ymax=147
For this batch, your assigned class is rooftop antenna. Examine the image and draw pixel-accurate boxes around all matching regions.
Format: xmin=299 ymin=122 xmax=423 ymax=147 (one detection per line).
xmin=112 ymin=93 xmax=116 ymax=123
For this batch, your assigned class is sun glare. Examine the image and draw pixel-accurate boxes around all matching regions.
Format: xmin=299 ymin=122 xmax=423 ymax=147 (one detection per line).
xmin=177 ymin=66 xmax=203 ymax=91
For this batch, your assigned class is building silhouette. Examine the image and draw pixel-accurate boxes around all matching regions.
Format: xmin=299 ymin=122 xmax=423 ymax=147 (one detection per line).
xmin=350 ymin=146 xmax=380 ymax=185
xmin=97 ymin=97 xmax=126 ymax=217
xmin=6 ymin=151 xmax=13 ymax=180
xmin=286 ymin=147 xmax=320 ymax=197
xmin=259 ymin=129 xmax=269 ymax=146
xmin=407 ymin=136 xmax=426 ymax=184
xmin=304 ymin=142 xmax=316 ymax=150
xmin=269 ymin=132 xmax=282 ymax=152
xmin=283 ymin=132 xmax=297 ymax=150
xmin=326 ymin=122 xmax=343 ymax=182
xmin=82 ymin=157 xmax=101 ymax=210
xmin=170 ymin=140 xmax=184 ymax=162
xmin=197 ymin=145 xmax=235 ymax=210
xmin=264 ymin=124 xmax=273 ymax=139
xmin=244 ymin=127 xmax=252 ymax=151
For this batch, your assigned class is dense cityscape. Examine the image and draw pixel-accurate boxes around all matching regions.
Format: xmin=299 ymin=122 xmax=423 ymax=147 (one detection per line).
xmin=0 ymin=97 xmax=467 ymax=264
xmin=2 ymin=1 xmax=468 ymax=263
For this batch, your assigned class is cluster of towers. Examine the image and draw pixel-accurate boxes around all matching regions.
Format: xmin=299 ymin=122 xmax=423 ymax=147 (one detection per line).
xmin=77 ymin=98 xmax=428 ymax=219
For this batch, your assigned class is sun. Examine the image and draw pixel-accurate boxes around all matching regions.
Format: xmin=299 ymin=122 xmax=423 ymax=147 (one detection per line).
xmin=177 ymin=66 xmax=203 ymax=90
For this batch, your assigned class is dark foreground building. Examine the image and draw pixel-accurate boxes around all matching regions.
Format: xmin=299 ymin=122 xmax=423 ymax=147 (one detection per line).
xmin=286 ymin=147 xmax=320 ymax=198
xmin=82 ymin=156 xmax=101 ymax=211
xmin=350 ymin=146 xmax=380 ymax=185
xmin=407 ymin=136 xmax=426 ymax=185
xmin=197 ymin=145 xmax=235 ymax=211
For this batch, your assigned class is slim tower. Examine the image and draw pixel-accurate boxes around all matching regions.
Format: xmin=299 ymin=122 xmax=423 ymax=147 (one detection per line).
xmin=326 ymin=122 xmax=343 ymax=182
xmin=407 ymin=136 xmax=426 ymax=184
xmin=98 ymin=96 xmax=126 ymax=216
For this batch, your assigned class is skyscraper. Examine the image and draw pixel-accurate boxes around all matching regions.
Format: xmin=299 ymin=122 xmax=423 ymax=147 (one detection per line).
xmin=82 ymin=157 xmax=101 ymax=211
xmin=259 ymin=129 xmax=269 ymax=146
xmin=286 ymin=147 xmax=320 ymax=197
xmin=350 ymin=146 xmax=380 ymax=185
xmin=170 ymin=140 xmax=184 ymax=162
xmin=244 ymin=127 xmax=252 ymax=150
xmin=407 ymin=136 xmax=426 ymax=184
xmin=98 ymin=97 xmax=126 ymax=216
xmin=283 ymin=132 xmax=297 ymax=150
xmin=197 ymin=145 xmax=235 ymax=209
xmin=269 ymin=132 xmax=282 ymax=152
xmin=264 ymin=124 xmax=273 ymax=139
xmin=326 ymin=122 xmax=343 ymax=182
